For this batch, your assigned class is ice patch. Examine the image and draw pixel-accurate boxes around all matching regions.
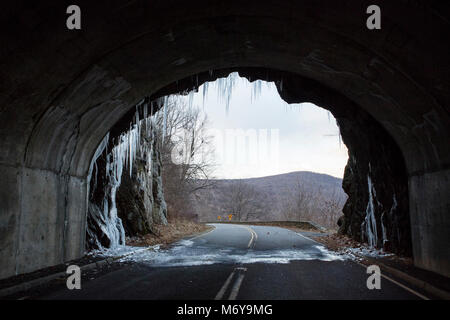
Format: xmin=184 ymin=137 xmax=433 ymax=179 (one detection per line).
xmin=362 ymin=173 xmax=378 ymax=248
xmin=109 ymin=239 xmax=347 ymax=267
xmin=341 ymin=247 xmax=394 ymax=260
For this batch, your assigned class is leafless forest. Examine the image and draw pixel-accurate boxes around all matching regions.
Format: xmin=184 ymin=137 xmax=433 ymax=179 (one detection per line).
xmin=192 ymin=172 xmax=346 ymax=230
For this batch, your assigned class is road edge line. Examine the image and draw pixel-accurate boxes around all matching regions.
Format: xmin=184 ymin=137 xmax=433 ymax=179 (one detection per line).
xmin=295 ymin=231 xmax=449 ymax=300
xmin=356 ymin=258 xmax=450 ymax=300
xmin=188 ymin=224 xmax=216 ymax=241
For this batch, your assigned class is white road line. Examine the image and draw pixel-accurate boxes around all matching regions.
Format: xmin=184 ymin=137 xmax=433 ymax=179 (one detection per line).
xmin=294 ymin=231 xmax=322 ymax=245
xmin=228 ymin=273 xmax=246 ymax=300
xmin=355 ymin=261 xmax=429 ymax=300
xmin=215 ymin=267 xmax=247 ymax=300
xmin=296 ymin=231 xmax=429 ymax=299
xmin=188 ymin=225 xmax=216 ymax=241
xmin=215 ymin=269 xmax=236 ymax=300
xmin=381 ymin=273 xmax=429 ymax=300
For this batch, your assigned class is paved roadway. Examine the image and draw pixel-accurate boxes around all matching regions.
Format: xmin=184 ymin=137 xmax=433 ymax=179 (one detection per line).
xmin=37 ymin=224 xmax=423 ymax=300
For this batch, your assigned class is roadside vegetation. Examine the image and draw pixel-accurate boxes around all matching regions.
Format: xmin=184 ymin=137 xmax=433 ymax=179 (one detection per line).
xmin=126 ymin=217 xmax=213 ymax=248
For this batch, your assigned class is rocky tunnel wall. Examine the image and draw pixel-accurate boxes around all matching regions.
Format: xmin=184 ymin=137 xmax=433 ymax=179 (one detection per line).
xmin=0 ymin=0 xmax=449 ymax=279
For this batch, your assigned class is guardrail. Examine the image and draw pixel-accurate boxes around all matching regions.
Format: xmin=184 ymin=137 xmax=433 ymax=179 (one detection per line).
xmin=201 ymin=220 xmax=327 ymax=232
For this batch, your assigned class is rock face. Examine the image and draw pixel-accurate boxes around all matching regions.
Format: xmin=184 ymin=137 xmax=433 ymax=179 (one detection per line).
xmin=86 ymin=115 xmax=167 ymax=250
xmin=337 ymin=117 xmax=411 ymax=256
xmin=116 ymin=129 xmax=168 ymax=237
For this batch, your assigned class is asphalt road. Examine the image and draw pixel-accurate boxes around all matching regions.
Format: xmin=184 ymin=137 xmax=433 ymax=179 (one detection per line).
xmin=35 ymin=224 xmax=423 ymax=300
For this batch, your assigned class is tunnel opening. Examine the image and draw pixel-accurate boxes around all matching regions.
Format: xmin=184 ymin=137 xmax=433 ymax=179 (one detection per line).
xmin=85 ymin=69 xmax=411 ymax=260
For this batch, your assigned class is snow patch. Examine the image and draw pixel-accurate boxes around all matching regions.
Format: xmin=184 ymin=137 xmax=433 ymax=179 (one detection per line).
xmin=108 ymin=239 xmax=347 ymax=267
xmin=342 ymin=247 xmax=394 ymax=260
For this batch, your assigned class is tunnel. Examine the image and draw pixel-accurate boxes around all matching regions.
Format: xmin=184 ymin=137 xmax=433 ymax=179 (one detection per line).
xmin=0 ymin=0 xmax=449 ymax=280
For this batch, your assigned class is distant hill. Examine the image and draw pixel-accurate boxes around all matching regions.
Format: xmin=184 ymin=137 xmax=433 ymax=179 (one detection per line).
xmin=192 ymin=171 xmax=347 ymax=229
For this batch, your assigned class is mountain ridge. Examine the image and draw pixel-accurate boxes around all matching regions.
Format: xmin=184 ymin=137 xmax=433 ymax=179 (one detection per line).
xmin=193 ymin=170 xmax=346 ymax=229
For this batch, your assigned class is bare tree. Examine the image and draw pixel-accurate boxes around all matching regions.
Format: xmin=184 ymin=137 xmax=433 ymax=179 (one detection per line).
xmin=314 ymin=187 xmax=346 ymax=229
xmin=281 ymin=179 xmax=314 ymax=221
xmin=280 ymin=178 xmax=345 ymax=229
xmin=222 ymin=180 xmax=266 ymax=221
xmin=153 ymin=96 xmax=216 ymax=219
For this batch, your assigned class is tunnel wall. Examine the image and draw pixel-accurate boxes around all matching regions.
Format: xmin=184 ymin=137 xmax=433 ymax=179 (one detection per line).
xmin=0 ymin=0 xmax=449 ymax=279
xmin=0 ymin=166 xmax=86 ymax=277
xmin=410 ymin=170 xmax=450 ymax=275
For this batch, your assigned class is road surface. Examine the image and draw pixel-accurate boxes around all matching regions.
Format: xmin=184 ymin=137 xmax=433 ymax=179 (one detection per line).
xmin=35 ymin=224 xmax=423 ymax=300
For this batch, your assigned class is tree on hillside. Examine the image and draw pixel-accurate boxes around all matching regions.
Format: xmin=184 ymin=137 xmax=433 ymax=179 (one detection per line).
xmin=314 ymin=187 xmax=346 ymax=229
xmin=281 ymin=178 xmax=314 ymax=221
xmin=281 ymin=178 xmax=345 ymax=229
xmin=222 ymin=180 xmax=266 ymax=221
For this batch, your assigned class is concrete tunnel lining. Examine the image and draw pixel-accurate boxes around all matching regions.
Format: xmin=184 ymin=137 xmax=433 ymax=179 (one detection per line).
xmin=0 ymin=0 xmax=449 ymax=279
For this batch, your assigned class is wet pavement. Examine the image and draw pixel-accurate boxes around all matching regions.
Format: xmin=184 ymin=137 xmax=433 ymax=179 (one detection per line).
xmin=27 ymin=224 xmax=424 ymax=300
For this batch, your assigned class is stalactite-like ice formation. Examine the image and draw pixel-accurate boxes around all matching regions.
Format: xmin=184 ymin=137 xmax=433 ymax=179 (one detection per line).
xmin=193 ymin=72 xmax=270 ymax=111
xmin=87 ymin=102 xmax=159 ymax=249
xmin=362 ymin=174 xmax=378 ymax=248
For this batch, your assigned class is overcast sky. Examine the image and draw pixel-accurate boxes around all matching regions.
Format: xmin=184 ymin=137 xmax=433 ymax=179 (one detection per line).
xmin=180 ymin=74 xmax=348 ymax=179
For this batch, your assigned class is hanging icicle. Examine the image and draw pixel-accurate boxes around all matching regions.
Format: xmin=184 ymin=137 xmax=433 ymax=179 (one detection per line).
xmin=362 ymin=173 xmax=378 ymax=248
xmin=163 ymin=95 xmax=168 ymax=140
xmin=86 ymin=103 xmax=163 ymax=250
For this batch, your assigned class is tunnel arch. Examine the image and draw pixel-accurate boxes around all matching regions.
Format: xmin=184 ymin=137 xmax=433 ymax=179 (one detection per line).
xmin=0 ymin=0 xmax=449 ymax=279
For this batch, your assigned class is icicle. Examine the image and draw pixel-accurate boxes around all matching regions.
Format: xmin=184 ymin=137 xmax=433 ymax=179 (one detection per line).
xmin=87 ymin=103 xmax=165 ymax=250
xmin=381 ymin=212 xmax=387 ymax=246
xmin=143 ymin=102 xmax=149 ymax=137
xmin=335 ymin=119 xmax=343 ymax=149
xmin=251 ymin=79 xmax=262 ymax=103
xmin=163 ymin=96 xmax=168 ymax=140
xmin=202 ymin=81 xmax=209 ymax=108
xmin=100 ymin=146 xmax=126 ymax=249
xmin=173 ymin=72 xmax=273 ymax=115
xmin=363 ymin=174 xmax=378 ymax=248
xmin=188 ymin=90 xmax=195 ymax=110
xmin=391 ymin=194 xmax=398 ymax=214
xmin=87 ymin=132 xmax=109 ymax=187
xmin=216 ymin=72 xmax=238 ymax=113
